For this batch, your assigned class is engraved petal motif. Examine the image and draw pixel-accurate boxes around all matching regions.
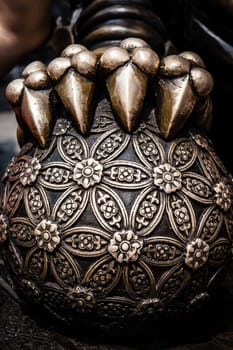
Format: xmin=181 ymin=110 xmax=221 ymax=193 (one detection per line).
xmin=209 ymin=238 xmax=231 ymax=267
xmin=166 ymin=192 xmax=196 ymax=242
xmin=123 ymin=260 xmax=156 ymax=299
xmin=157 ymin=264 xmax=190 ymax=302
xmin=18 ymin=142 xmax=34 ymax=157
xmin=5 ymin=181 xmax=23 ymax=218
xmin=25 ymin=246 xmax=48 ymax=280
xmin=225 ymin=208 xmax=233 ymax=241
xmin=168 ymin=138 xmax=198 ymax=171
xmin=198 ymin=150 xmax=220 ymax=181
xmin=96 ymin=297 xmax=137 ymax=319
xmin=52 ymin=186 xmax=88 ymax=229
xmin=50 ymin=247 xmax=81 ymax=287
xmin=130 ymin=187 xmax=165 ymax=236
xmin=10 ymin=217 xmax=35 ymax=247
xmin=91 ymin=184 xmax=128 ymax=232
xmin=83 ymin=256 xmax=121 ymax=295
xmin=141 ymin=237 xmax=184 ymax=266
xmin=58 ymin=133 xmax=89 ymax=165
xmin=63 ymin=227 xmax=110 ymax=257
xmin=5 ymin=240 xmax=24 ymax=276
xmin=182 ymin=172 xmax=213 ymax=204
xmin=133 ymin=129 xmax=165 ymax=168
xmin=103 ymin=160 xmax=151 ymax=189
xmin=24 ymin=185 xmax=50 ymax=224
xmin=197 ymin=206 xmax=224 ymax=243
xmin=1 ymin=157 xmax=16 ymax=183
xmin=52 ymin=118 xmax=72 ymax=136
xmin=42 ymin=284 xmax=67 ymax=312
xmin=39 ymin=162 xmax=73 ymax=190
xmin=189 ymin=132 xmax=212 ymax=150
xmin=209 ymin=148 xmax=228 ymax=176
xmin=91 ymin=128 xmax=130 ymax=162
xmin=0 ymin=182 xmax=9 ymax=211
xmin=91 ymin=98 xmax=117 ymax=134
xmin=185 ymin=267 xmax=208 ymax=300
xmin=33 ymin=137 xmax=57 ymax=162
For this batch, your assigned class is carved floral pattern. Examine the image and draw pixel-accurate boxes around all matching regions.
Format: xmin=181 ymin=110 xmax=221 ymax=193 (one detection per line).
xmin=213 ymin=180 xmax=232 ymax=212
xmin=19 ymin=157 xmax=41 ymax=186
xmin=185 ymin=238 xmax=209 ymax=270
xmin=153 ymin=163 xmax=182 ymax=194
xmin=34 ymin=219 xmax=60 ymax=252
xmin=66 ymin=286 xmax=96 ymax=312
xmin=108 ymin=230 xmax=143 ymax=263
xmin=1 ymin=114 xmax=232 ymax=323
xmin=73 ymin=158 xmax=103 ymax=189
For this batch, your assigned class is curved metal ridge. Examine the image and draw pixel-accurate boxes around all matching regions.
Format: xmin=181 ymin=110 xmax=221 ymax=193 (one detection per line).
xmin=77 ymin=0 xmax=166 ymax=53
xmin=79 ymin=4 xmax=166 ymax=37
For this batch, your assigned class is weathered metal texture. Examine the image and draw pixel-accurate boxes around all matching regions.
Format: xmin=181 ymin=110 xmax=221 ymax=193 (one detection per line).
xmin=0 ymin=0 xmax=233 ymax=338
xmin=0 ymin=87 xmax=233 ymax=333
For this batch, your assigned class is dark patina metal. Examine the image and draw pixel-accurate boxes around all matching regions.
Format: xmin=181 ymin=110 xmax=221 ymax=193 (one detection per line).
xmin=0 ymin=0 xmax=233 ymax=337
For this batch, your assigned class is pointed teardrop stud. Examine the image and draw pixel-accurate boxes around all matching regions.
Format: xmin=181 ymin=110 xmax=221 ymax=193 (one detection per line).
xmin=157 ymin=75 xmax=196 ymax=139
xmin=107 ymin=63 xmax=148 ymax=132
xmin=55 ymin=70 xmax=95 ymax=134
xmin=100 ymin=41 xmax=160 ymax=132
xmin=21 ymin=87 xmax=52 ymax=147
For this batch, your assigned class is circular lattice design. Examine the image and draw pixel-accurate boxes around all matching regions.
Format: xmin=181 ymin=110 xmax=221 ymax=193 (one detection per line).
xmin=0 ymin=98 xmax=233 ymax=333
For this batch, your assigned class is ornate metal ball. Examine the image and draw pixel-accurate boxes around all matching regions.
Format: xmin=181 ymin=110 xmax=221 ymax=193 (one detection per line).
xmin=0 ymin=97 xmax=233 ymax=335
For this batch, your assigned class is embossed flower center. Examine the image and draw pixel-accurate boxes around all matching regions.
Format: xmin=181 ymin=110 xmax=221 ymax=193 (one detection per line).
xmin=34 ymin=219 xmax=60 ymax=252
xmin=185 ymin=238 xmax=209 ymax=270
xmin=214 ymin=181 xmax=232 ymax=212
xmin=153 ymin=163 xmax=182 ymax=194
xmin=101 ymin=200 xmax=118 ymax=219
xmin=20 ymin=157 xmax=41 ymax=186
xmin=73 ymin=158 xmax=103 ymax=189
xmin=79 ymin=234 xmax=94 ymax=250
xmin=139 ymin=201 xmax=157 ymax=219
xmin=42 ymin=230 xmax=51 ymax=241
xmin=118 ymin=167 xmax=134 ymax=182
xmin=102 ymin=139 xmax=117 ymax=153
xmin=141 ymin=142 xmax=158 ymax=156
xmin=82 ymin=166 xmax=93 ymax=177
xmin=108 ymin=230 xmax=143 ymax=263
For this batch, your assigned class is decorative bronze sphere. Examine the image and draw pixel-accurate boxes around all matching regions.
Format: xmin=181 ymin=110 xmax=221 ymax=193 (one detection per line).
xmin=0 ymin=95 xmax=233 ymax=334
xmin=0 ymin=40 xmax=233 ymax=336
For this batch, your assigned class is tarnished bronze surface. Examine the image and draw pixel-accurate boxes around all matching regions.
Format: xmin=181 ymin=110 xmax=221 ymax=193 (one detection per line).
xmin=1 ymin=39 xmax=233 ymax=333
xmin=0 ymin=0 xmax=233 ymax=340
